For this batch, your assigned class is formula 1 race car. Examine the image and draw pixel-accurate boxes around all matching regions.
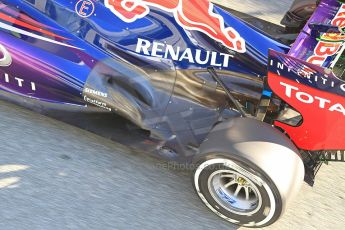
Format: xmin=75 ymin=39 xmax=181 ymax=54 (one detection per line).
xmin=0 ymin=0 xmax=344 ymax=227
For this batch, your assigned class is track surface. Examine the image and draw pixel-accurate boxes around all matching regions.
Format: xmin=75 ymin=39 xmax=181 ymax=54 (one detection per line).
xmin=1 ymin=1 xmax=345 ymax=229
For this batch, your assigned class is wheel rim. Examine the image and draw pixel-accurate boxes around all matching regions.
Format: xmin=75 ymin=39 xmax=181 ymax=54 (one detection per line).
xmin=207 ymin=169 xmax=262 ymax=215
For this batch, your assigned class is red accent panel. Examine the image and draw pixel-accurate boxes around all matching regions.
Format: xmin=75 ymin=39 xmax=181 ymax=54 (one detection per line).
xmin=0 ymin=3 xmax=55 ymax=30
xmin=16 ymin=12 xmax=56 ymax=30
xmin=268 ymin=72 xmax=345 ymax=151
xmin=0 ymin=12 xmax=67 ymax=40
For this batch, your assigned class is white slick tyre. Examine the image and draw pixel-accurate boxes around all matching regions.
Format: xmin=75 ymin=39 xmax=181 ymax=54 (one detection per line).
xmin=193 ymin=118 xmax=305 ymax=227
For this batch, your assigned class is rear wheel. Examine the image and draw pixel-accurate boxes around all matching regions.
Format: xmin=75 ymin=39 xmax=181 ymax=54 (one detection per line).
xmin=194 ymin=157 xmax=281 ymax=227
xmin=193 ymin=118 xmax=305 ymax=227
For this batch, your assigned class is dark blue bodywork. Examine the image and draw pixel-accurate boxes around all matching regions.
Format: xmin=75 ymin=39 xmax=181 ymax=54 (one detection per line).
xmin=0 ymin=0 xmax=289 ymax=161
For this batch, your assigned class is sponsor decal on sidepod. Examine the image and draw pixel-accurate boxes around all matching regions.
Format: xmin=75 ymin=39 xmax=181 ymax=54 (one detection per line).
xmin=135 ymin=38 xmax=233 ymax=67
xmin=75 ymin=0 xmax=95 ymax=18
xmin=0 ymin=44 xmax=37 ymax=92
xmin=0 ymin=43 xmax=11 ymax=67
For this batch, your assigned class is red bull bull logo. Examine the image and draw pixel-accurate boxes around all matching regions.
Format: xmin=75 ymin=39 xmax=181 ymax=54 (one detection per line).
xmin=104 ymin=0 xmax=246 ymax=53
xmin=307 ymin=3 xmax=345 ymax=66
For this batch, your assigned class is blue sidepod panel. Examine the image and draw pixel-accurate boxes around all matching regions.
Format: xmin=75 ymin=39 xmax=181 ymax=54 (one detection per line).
xmin=0 ymin=0 xmax=287 ymax=159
